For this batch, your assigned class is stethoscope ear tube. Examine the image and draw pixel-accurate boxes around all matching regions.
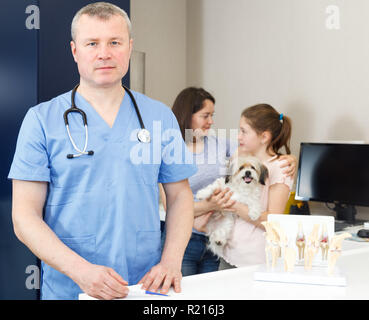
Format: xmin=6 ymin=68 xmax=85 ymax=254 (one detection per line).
xmin=64 ymin=84 xmax=94 ymax=159
xmin=64 ymin=84 xmax=88 ymax=126
xmin=65 ymin=123 xmax=93 ymax=159
xmin=122 ymin=85 xmax=145 ymax=129
xmin=64 ymin=107 xmax=88 ymax=126
xmin=64 ymin=84 xmax=150 ymax=159
xmin=122 ymin=85 xmax=151 ymax=143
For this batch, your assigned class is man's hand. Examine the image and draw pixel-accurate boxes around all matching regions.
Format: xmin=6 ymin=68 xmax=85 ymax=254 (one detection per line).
xmin=72 ymin=262 xmax=129 ymax=300
xmin=137 ymin=261 xmax=182 ymax=295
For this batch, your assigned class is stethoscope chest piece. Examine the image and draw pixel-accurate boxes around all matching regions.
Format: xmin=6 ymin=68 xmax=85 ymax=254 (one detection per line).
xmin=137 ymin=128 xmax=151 ymax=143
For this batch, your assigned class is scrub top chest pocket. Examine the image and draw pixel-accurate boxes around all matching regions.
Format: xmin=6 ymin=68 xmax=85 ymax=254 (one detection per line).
xmin=48 ymin=131 xmax=96 ymax=189
xmin=123 ymin=137 xmax=160 ymax=186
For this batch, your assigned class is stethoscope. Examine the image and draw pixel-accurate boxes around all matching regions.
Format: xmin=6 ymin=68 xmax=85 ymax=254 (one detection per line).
xmin=64 ymin=84 xmax=151 ymax=159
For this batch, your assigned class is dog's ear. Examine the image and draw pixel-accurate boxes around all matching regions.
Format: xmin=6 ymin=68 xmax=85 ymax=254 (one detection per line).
xmin=259 ymin=164 xmax=269 ymax=185
xmin=224 ymin=157 xmax=235 ymax=184
xmin=225 ymin=175 xmax=232 ymax=184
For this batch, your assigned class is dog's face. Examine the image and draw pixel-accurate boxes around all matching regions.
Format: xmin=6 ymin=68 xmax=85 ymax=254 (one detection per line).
xmin=225 ymin=156 xmax=268 ymax=186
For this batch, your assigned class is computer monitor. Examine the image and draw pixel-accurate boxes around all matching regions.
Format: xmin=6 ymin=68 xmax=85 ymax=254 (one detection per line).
xmin=295 ymin=142 xmax=369 ymax=224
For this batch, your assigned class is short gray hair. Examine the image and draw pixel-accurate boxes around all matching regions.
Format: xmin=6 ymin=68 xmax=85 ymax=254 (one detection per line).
xmin=71 ymin=2 xmax=132 ymax=41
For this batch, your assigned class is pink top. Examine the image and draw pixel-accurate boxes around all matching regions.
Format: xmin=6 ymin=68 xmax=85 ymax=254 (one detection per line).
xmin=222 ymin=156 xmax=294 ymax=267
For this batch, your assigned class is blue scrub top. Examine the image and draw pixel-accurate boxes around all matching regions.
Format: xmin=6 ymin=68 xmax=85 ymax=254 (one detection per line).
xmin=8 ymin=89 xmax=197 ymax=299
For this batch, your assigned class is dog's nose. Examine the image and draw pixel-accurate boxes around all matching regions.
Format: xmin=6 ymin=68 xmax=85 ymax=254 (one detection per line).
xmin=215 ymin=241 xmax=222 ymax=246
xmin=245 ymin=170 xmax=251 ymax=177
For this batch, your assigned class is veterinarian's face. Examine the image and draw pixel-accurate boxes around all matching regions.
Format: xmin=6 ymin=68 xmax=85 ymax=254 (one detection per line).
xmin=238 ymin=117 xmax=264 ymax=154
xmin=71 ymin=14 xmax=133 ymax=89
xmin=191 ymin=99 xmax=215 ymax=138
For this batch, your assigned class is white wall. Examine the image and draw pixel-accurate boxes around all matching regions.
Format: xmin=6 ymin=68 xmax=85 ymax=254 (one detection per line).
xmin=187 ymin=0 xmax=369 ymax=154
xmin=130 ymin=0 xmax=187 ymax=107
xmin=186 ymin=0 xmax=369 ymax=218
xmin=131 ymin=0 xmax=369 ymax=150
xmin=132 ymin=0 xmax=369 ymax=219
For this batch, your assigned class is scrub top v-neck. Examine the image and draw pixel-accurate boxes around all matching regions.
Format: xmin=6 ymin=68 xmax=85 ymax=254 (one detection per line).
xmin=8 ymin=88 xmax=197 ymax=299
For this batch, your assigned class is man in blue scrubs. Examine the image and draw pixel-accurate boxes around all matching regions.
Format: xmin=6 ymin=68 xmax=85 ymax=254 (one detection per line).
xmin=8 ymin=2 xmax=197 ymax=300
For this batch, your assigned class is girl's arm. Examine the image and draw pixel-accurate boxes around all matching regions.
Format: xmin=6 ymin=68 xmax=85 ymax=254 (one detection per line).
xmin=231 ymin=183 xmax=290 ymax=229
xmin=265 ymin=183 xmax=291 ymax=214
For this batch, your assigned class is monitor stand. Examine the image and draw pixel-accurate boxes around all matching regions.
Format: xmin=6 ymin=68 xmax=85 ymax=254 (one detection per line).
xmin=333 ymin=203 xmax=357 ymax=223
xmin=333 ymin=203 xmax=366 ymax=231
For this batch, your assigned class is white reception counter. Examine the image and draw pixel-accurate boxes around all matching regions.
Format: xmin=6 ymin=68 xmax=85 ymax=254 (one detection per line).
xmin=80 ymin=238 xmax=369 ymax=300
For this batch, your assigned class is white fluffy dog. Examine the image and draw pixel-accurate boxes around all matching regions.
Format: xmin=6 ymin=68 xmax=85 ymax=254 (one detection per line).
xmin=196 ymin=156 xmax=269 ymax=258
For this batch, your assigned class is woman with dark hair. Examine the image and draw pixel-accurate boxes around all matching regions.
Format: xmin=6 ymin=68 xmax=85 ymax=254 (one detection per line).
xmin=161 ymin=88 xmax=296 ymax=276
xmin=161 ymin=87 xmax=235 ymax=276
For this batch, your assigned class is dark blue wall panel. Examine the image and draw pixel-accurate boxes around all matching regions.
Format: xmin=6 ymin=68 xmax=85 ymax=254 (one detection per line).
xmin=1 ymin=0 xmax=130 ymax=300
xmin=0 ymin=0 xmax=39 ymax=300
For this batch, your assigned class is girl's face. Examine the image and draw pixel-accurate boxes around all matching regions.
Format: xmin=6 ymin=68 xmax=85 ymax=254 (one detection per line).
xmin=238 ymin=116 xmax=267 ymax=154
xmin=191 ymin=99 xmax=215 ymax=138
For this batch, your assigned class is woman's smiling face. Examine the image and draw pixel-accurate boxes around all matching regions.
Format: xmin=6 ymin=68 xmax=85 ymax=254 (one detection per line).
xmin=191 ymin=99 xmax=215 ymax=138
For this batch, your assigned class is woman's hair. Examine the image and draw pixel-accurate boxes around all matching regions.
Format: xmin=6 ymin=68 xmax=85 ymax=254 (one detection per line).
xmin=241 ymin=103 xmax=292 ymax=156
xmin=171 ymin=87 xmax=215 ymax=140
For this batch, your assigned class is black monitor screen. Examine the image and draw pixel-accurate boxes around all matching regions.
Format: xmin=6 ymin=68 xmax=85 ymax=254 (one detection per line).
xmin=296 ymin=143 xmax=369 ymax=207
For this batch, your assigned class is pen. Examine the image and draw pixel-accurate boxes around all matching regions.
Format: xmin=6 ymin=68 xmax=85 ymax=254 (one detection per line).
xmin=144 ymin=290 xmax=169 ymax=297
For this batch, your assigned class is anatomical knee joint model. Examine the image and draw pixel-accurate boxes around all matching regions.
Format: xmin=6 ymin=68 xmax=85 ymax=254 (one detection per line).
xmin=262 ymin=221 xmax=351 ymax=275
